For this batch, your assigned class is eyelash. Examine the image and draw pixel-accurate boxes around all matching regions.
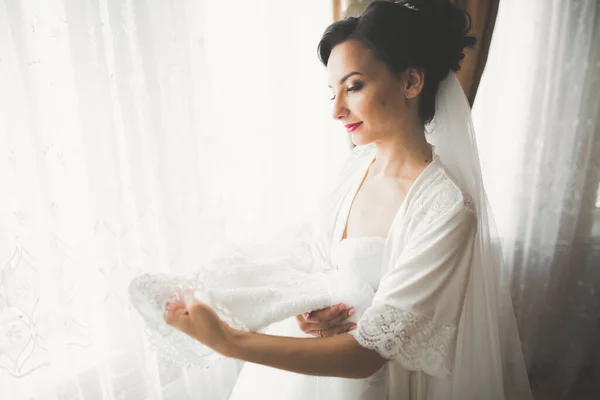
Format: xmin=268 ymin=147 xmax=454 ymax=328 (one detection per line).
xmin=330 ymin=83 xmax=364 ymax=100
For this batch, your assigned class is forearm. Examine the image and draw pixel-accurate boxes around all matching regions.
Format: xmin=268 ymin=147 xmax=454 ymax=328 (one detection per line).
xmin=221 ymin=328 xmax=387 ymax=379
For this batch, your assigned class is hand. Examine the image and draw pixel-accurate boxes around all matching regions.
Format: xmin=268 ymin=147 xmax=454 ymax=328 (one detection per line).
xmin=296 ymin=303 xmax=356 ymax=338
xmin=164 ymin=291 xmax=233 ymax=354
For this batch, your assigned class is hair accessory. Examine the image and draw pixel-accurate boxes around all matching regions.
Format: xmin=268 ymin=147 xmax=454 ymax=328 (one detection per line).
xmin=397 ymin=1 xmax=419 ymax=11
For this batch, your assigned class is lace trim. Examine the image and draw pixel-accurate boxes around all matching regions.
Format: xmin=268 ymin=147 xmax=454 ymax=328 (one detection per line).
xmin=351 ymin=304 xmax=456 ymax=379
xmin=128 ymin=255 xmax=334 ymax=368
xmin=129 ymin=272 xmax=228 ymax=368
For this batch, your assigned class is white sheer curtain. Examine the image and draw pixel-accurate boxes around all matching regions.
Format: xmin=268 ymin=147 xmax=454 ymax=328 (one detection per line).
xmin=473 ymin=0 xmax=600 ymax=396
xmin=0 ymin=1 xmax=347 ymax=399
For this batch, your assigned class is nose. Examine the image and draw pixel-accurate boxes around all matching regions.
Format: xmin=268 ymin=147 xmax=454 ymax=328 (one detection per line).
xmin=332 ymin=96 xmax=349 ymax=121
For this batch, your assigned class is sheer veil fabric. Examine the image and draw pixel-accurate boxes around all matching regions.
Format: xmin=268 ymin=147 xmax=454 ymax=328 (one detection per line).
xmin=424 ymin=73 xmax=532 ymax=399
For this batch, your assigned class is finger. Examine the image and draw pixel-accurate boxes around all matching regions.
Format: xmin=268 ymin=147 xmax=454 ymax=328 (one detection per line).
xmin=305 ymin=303 xmax=347 ymax=324
xmin=295 ymin=314 xmax=326 ymax=328
xmin=165 ymin=307 xmax=193 ymax=333
xmin=296 ymin=318 xmax=325 ymax=334
xmin=296 ymin=315 xmax=309 ymax=330
xmin=320 ymin=322 xmax=357 ymax=337
xmin=306 ymin=303 xmax=345 ymax=322
xmin=166 ymin=300 xmax=187 ymax=312
xmin=164 ymin=306 xmax=182 ymax=326
xmin=304 ymin=326 xmax=326 ymax=337
xmin=327 ymin=307 xmax=356 ymax=328
xmin=301 ymin=310 xmax=329 ymax=323
xmin=305 ymin=307 xmax=348 ymax=330
xmin=296 ymin=316 xmax=342 ymax=336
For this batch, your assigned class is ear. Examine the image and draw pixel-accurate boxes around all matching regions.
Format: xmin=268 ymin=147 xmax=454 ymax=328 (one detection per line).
xmin=403 ymin=68 xmax=425 ymax=99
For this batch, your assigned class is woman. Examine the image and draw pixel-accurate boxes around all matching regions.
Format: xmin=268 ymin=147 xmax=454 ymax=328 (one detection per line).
xmin=132 ymin=1 xmax=533 ymax=399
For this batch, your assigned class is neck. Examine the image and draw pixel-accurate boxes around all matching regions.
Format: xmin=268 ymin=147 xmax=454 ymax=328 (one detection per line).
xmin=369 ymin=124 xmax=432 ymax=180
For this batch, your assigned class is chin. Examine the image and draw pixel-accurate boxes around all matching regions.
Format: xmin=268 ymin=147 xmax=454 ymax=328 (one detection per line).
xmin=350 ymin=133 xmax=372 ymax=147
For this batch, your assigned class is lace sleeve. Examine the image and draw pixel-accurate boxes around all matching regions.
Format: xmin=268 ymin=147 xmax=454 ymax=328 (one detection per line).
xmin=349 ymin=304 xmax=456 ymax=379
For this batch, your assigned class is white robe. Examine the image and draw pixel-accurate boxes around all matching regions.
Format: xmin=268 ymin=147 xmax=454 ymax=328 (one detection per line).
xmin=346 ymin=144 xmax=476 ymax=399
xmin=129 ymin=143 xmax=476 ymax=399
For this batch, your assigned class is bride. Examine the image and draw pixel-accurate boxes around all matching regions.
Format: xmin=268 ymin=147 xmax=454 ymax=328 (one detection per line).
xmin=130 ymin=1 xmax=533 ymax=399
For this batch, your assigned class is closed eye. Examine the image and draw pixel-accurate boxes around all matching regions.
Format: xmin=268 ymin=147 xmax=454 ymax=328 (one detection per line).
xmin=330 ymin=82 xmax=364 ymax=101
xmin=348 ymin=82 xmax=364 ymax=92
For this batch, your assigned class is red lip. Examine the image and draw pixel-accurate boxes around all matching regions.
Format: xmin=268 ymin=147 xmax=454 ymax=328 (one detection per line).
xmin=345 ymin=122 xmax=363 ymax=132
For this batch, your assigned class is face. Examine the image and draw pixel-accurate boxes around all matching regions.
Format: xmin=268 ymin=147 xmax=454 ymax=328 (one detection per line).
xmin=327 ymin=40 xmax=423 ymax=145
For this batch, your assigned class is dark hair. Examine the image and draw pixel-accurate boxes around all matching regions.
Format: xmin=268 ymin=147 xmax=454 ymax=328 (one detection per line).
xmin=317 ymin=0 xmax=476 ymax=124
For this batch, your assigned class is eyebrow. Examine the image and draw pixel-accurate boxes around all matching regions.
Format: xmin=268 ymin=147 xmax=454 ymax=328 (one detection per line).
xmin=328 ymin=71 xmax=364 ymax=88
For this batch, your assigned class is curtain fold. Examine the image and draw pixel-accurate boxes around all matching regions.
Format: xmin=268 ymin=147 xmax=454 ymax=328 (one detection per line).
xmin=0 ymin=1 xmax=344 ymax=399
xmin=473 ymin=0 xmax=600 ymax=396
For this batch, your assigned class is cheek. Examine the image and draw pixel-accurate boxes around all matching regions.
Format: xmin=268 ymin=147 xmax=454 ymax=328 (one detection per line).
xmin=372 ymin=91 xmax=404 ymax=131
xmin=377 ymin=90 xmax=406 ymax=120
xmin=377 ymin=87 xmax=397 ymax=111
xmin=350 ymin=91 xmax=381 ymax=121
xmin=348 ymin=92 xmax=368 ymax=117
